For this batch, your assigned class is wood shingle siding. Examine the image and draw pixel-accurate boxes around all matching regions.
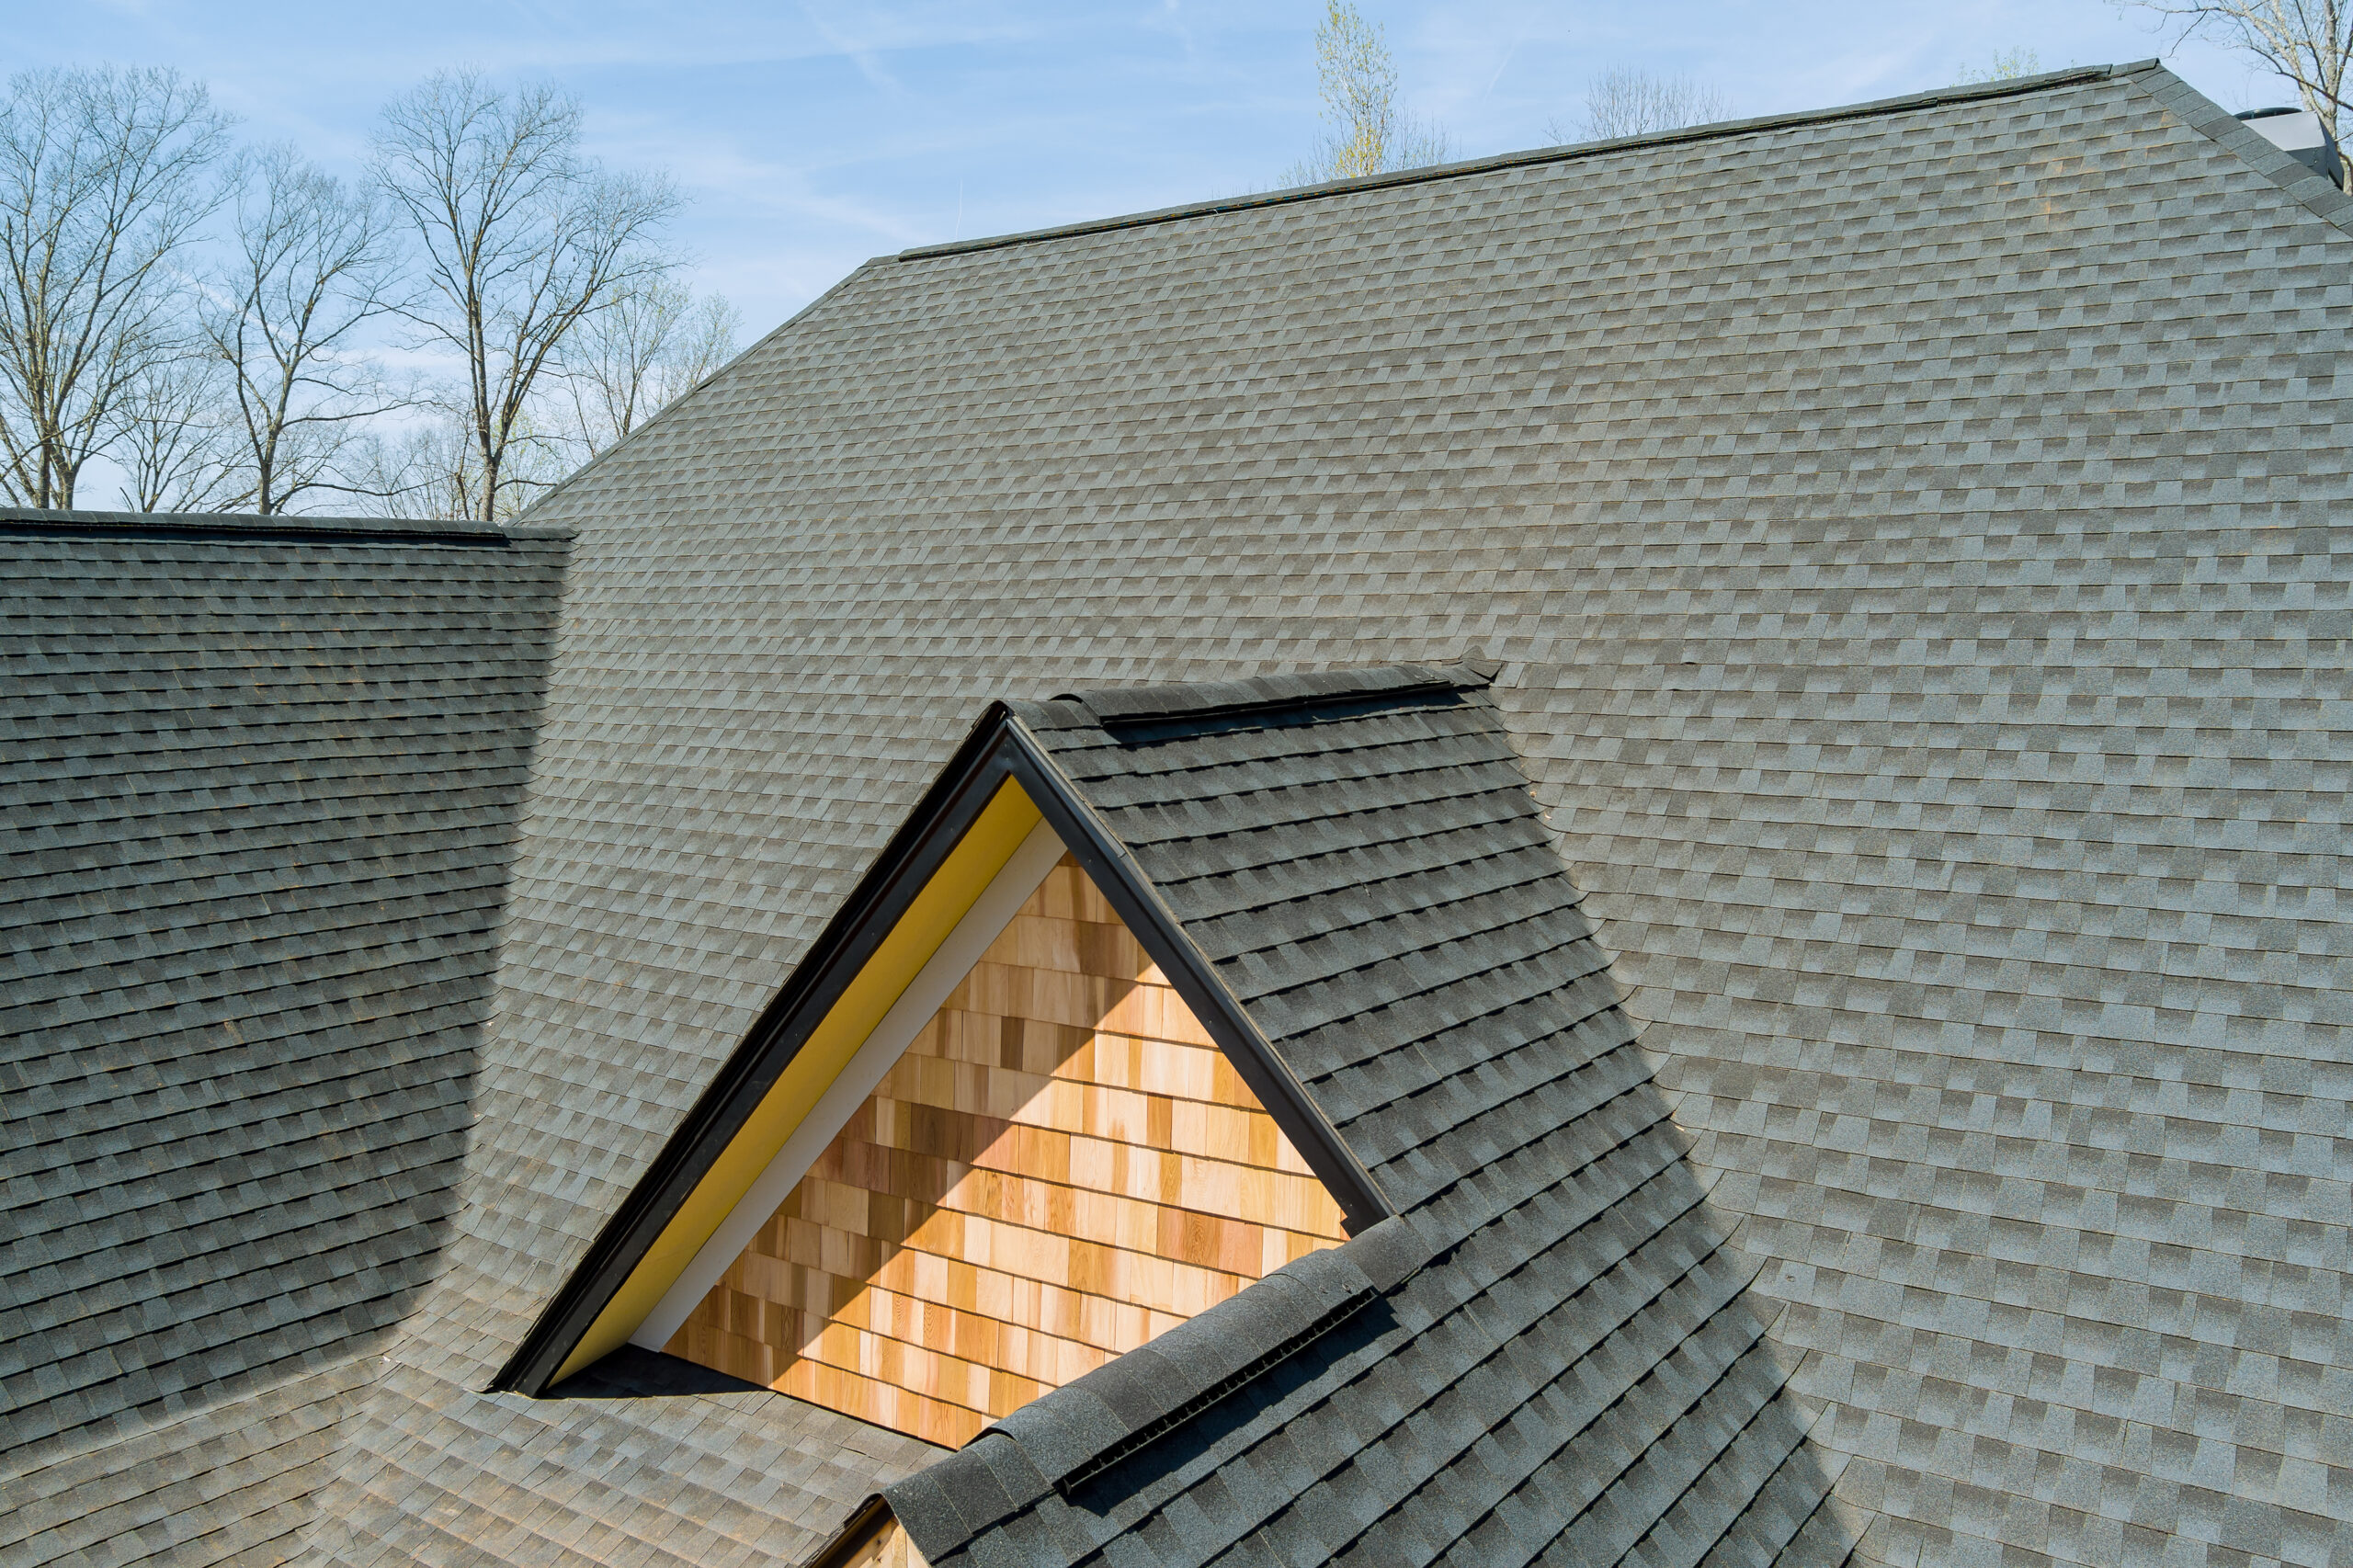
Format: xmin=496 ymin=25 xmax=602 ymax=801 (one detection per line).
xmin=665 ymin=855 xmax=1347 ymax=1444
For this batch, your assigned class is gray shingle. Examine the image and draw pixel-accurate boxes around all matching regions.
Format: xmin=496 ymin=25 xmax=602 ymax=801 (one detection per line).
xmin=858 ymin=670 xmax=1842 ymax=1566
xmin=12 ymin=50 xmax=2350 ymax=1568
xmin=0 ymin=511 xmax=568 ymax=1568
xmin=399 ymin=57 xmax=2353 ymax=1568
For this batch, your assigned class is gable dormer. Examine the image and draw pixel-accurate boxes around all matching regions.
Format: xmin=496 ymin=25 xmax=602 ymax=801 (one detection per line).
xmin=663 ymin=850 xmax=1347 ymax=1444
xmin=497 ymin=697 xmax=1397 ymax=1432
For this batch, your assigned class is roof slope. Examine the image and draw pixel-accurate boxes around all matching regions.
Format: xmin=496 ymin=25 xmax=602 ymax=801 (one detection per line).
xmin=877 ymin=666 xmax=1855 ymax=1566
xmin=330 ymin=61 xmax=2353 ymax=1568
xmin=302 ymin=1346 xmax=944 ymax=1568
xmin=0 ymin=512 xmax=566 ymax=1568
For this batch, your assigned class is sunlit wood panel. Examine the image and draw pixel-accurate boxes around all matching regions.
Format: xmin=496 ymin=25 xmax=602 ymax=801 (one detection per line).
xmin=665 ymin=855 xmax=1347 ymax=1446
xmin=815 ymin=1508 xmax=931 ymax=1568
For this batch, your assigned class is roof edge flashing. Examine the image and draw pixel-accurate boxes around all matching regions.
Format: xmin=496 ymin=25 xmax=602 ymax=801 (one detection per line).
xmin=0 ymin=506 xmax=571 ymax=546
xmin=894 ymin=62 xmax=2139 ymax=262
xmin=1043 ymin=659 xmax=1493 ymax=729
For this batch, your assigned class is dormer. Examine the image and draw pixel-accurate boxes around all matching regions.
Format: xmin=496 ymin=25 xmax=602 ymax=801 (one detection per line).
xmin=494 ymin=676 xmax=1432 ymax=1444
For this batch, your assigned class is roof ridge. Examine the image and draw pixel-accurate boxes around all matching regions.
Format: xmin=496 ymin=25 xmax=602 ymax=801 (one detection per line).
xmin=1034 ymin=659 xmax=1496 ymax=728
xmin=895 ymin=61 xmax=2149 ymax=263
xmin=2125 ymin=64 xmax=2353 ymax=234
xmin=0 ymin=506 xmax=574 ymax=544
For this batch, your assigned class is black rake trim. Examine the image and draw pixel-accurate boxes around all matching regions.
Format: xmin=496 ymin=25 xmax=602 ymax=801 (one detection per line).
xmin=497 ymin=703 xmax=1393 ymax=1397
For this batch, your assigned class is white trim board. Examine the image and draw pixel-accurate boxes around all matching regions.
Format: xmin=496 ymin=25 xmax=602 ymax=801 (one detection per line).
xmin=631 ymin=819 xmax=1070 ymax=1353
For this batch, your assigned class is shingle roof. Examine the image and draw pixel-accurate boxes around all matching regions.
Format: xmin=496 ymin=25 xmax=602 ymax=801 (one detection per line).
xmin=302 ymin=1346 xmax=945 ymax=1568
xmin=0 ymin=510 xmax=567 ymax=1568
xmin=878 ymin=666 xmax=1855 ymax=1566
xmin=327 ymin=59 xmax=2353 ymax=1568
xmin=13 ymin=51 xmax=2353 ymax=1568
xmin=0 ymin=510 xmax=947 ymax=1568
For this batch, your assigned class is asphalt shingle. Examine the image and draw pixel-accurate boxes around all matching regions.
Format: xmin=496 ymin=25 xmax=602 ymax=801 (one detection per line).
xmin=9 ymin=51 xmax=2350 ymax=1568
xmin=835 ymin=667 xmax=1847 ymax=1566
xmin=0 ymin=510 xmax=568 ymax=1568
xmin=377 ymin=58 xmax=2353 ymax=1568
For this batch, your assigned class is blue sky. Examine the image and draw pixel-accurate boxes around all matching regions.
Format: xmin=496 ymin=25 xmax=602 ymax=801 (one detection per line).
xmin=17 ymin=1 xmax=2285 ymax=340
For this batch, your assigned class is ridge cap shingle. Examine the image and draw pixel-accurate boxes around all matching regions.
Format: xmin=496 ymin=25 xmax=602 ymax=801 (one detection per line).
xmin=1024 ymin=659 xmax=1495 ymax=730
xmin=895 ymin=61 xmax=2151 ymax=263
xmin=881 ymin=1216 xmax=1434 ymax=1562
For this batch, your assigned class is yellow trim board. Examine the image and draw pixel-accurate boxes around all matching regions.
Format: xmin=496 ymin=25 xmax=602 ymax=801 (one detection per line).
xmin=551 ymin=780 xmax=1047 ymax=1385
xmin=631 ymin=812 xmax=1072 ymax=1358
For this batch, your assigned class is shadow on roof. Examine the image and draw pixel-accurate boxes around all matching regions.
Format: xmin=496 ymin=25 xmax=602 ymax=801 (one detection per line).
xmin=545 ymin=1345 xmax=777 ymax=1400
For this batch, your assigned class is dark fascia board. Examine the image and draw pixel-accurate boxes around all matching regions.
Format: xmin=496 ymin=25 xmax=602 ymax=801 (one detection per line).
xmin=498 ymin=705 xmax=1393 ymax=1395
xmin=0 ymin=505 xmax=572 ymax=547
xmin=998 ymin=719 xmax=1392 ymax=1233
xmin=496 ymin=703 xmax=1033 ymax=1395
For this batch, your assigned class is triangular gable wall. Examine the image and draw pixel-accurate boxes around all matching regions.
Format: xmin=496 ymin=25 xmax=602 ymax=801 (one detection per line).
xmin=503 ymin=710 xmax=1386 ymax=1399
xmin=665 ymin=853 xmax=1347 ymax=1446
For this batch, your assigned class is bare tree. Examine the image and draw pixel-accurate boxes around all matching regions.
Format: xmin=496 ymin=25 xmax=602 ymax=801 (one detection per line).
xmin=1957 ymin=48 xmax=2044 ymax=84
xmin=204 ymin=144 xmax=406 ymax=513
xmin=562 ymin=280 xmax=738 ymax=457
xmin=350 ymin=413 xmax=481 ymax=520
xmin=354 ymin=400 xmax=574 ymax=521
xmin=1553 ymin=68 xmax=1733 ymax=143
xmin=107 ymin=351 xmax=244 ymax=512
xmin=371 ymin=69 xmax=679 ymax=520
xmin=0 ymin=66 xmax=231 ymax=508
xmin=1282 ymin=0 xmax=1451 ymax=186
xmin=2119 ymin=1 xmax=2353 ymax=136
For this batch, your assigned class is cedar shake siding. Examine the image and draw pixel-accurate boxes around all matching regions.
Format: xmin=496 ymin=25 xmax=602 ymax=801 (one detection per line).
xmin=666 ymin=856 xmax=1347 ymax=1445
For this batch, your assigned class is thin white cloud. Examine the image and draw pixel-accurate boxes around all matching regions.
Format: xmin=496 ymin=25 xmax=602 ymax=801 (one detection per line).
xmin=2 ymin=0 xmax=2307 ymax=335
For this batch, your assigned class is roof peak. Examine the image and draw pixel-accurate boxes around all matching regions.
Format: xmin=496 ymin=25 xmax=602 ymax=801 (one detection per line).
xmin=896 ymin=61 xmax=2154 ymax=264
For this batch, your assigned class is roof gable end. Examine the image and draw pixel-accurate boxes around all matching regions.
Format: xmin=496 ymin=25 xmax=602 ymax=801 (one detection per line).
xmin=499 ymin=685 xmax=1429 ymax=1394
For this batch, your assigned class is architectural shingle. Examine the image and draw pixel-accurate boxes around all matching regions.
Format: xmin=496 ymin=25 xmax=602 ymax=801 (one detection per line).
xmin=1 ymin=512 xmax=567 ymax=1567
xmin=881 ymin=667 xmax=1849 ymax=1566
xmin=6 ymin=53 xmax=2352 ymax=1568
xmin=394 ymin=61 xmax=2346 ymax=1568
